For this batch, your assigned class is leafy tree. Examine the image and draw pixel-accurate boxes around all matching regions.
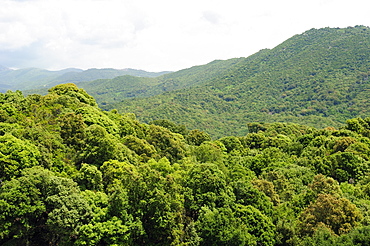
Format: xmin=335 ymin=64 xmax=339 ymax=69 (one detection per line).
xmin=18 ymin=124 xmax=67 ymax=172
xmin=48 ymin=83 xmax=97 ymax=107
xmin=186 ymin=129 xmax=212 ymax=146
xmin=308 ymin=174 xmax=343 ymax=197
xmin=0 ymin=102 xmax=20 ymax=123
xmin=232 ymin=180 xmax=273 ymax=215
xmin=116 ymin=113 xmax=147 ymax=138
xmin=332 ymin=136 xmax=357 ymax=153
xmin=1 ymin=81 xmax=370 ymax=246
xmin=251 ymin=179 xmax=280 ymax=205
xmin=76 ymin=164 xmax=103 ymax=191
xmin=146 ymin=124 xmax=187 ymax=163
xmin=0 ymin=167 xmax=92 ymax=245
xmin=244 ymin=132 xmax=267 ymax=149
xmin=101 ymin=160 xmax=186 ymax=245
xmin=297 ymin=193 xmax=362 ymax=236
xmin=219 ymin=136 xmax=244 ymax=153
xmin=272 ymin=203 xmax=297 ymax=246
xmin=191 ymin=140 xmax=225 ymax=163
xmin=0 ymin=134 xmax=41 ymax=180
xmin=297 ymin=226 xmax=336 ymax=246
xmin=261 ymin=164 xmax=315 ymax=202
xmin=59 ymin=112 xmax=86 ymax=148
xmin=336 ymin=225 xmax=370 ymax=245
xmin=150 ymin=119 xmax=189 ymax=136
xmin=75 ymin=106 xmax=119 ymax=135
xmin=235 ymin=204 xmax=276 ymax=246
xmin=122 ymin=135 xmax=158 ymax=162
xmin=184 ymin=163 xmax=234 ymax=219
xmin=196 ymin=206 xmax=255 ymax=246
xmin=324 ymin=151 xmax=369 ymax=182
xmin=248 ymin=147 xmax=291 ymax=176
xmin=78 ymin=124 xmax=136 ymax=166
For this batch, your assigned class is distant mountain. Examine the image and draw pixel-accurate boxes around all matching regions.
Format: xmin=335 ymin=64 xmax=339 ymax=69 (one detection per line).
xmin=45 ymin=68 xmax=171 ymax=88
xmin=0 ymin=67 xmax=170 ymax=92
xmin=0 ymin=68 xmax=66 ymax=91
xmin=75 ymin=58 xmax=245 ymax=105
xmin=0 ymin=65 xmax=10 ymax=72
xmin=102 ymin=26 xmax=370 ymax=137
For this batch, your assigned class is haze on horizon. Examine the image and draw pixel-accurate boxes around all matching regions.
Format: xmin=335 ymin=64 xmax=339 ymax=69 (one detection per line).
xmin=0 ymin=0 xmax=369 ymax=72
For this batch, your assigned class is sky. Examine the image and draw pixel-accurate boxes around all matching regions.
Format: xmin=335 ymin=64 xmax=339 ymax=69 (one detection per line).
xmin=0 ymin=0 xmax=369 ymax=72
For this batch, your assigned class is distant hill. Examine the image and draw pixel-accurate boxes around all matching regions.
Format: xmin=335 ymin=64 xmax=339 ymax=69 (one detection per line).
xmin=75 ymin=58 xmax=245 ymax=105
xmin=0 ymin=65 xmax=11 ymax=72
xmin=0 ymin=67 xmax=170 ymax=92
xmin=102 ymin=26 xmax=370 ymax=137
xmin=46 ymin=68 xmax=171 ymax=89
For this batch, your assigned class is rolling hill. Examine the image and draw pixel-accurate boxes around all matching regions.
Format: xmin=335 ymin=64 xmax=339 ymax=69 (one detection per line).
xmin=101 ymin=26 xmax=370 ymax=137
xmin=75 ymin=57 xmax=246 ymax=104
xmin=0 ymin=67 xmax=170 ymax=92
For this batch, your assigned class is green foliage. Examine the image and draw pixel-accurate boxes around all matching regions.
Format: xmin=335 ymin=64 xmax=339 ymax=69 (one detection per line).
xmin=336 ymin=225 xmax=370 ymax=245
xmin=106 ymin=26 xmax=370 ymax=138
xmin=234 ymin=204 xmax=276 ymax=246
xmin=48 ymin=83 xmax=97 ymax=107
xmin=59 ymin=112 xmax=86 ymax=148
xmin=122 ymin=135 xmax=158 ymax=162
xmin=76 ymin=164 xmax=103 ymax=191
xmin=150 ymin=119 xmax=189 ymax=136
xmin=308 ymin=174 xmax=343 ymax=197
xmin=232 ymin=180 xmax=273 ymax=215
xmin=1 ymin=67 xmax=168 ymax=92
xmin=184 ymin=163 xmax=234 ymax=217
xmin=297 ymin=193 xmax=362 ymax=236
xmin=146 ymin=124 xmax=187 ymax=162
xmin=196 ymin=206 xmax=255 ymax=246
xmin=78 ymin=124 xmax=135 ymax=166
xmin=0 ymin=134 xmax=41 ymax=180
xmin=0 ymin=167 xmax=92 ymax=245
xmin=219 ymin=136 xmax=244 ymax=153
xmin=0 ymin=83 xmax=370 ymax=245
xmin=191 ymin=140 xmax=225 ymax=163
xmin=186 ymin=129 xmax=212 ymax=146
xmin=345 ymin=117 xmax=370 ymax=137
xmin=75 ymin=106 xmax=118 ymax=135
xmin=324 ymin=151 xmax=368 ymax=182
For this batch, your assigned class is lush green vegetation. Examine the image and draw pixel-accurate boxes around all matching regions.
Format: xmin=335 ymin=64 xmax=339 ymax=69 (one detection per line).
xmin=0 ymin=67 xmax=169 ymax=92
xmin=1 ymin=84 xmax=370 ymax=245
xmin=60 ymin=58 xmax=245 ymax=106
xmin=98 ymin=26 xmax=370 ymax=138
xmin=18 ymin=26 xmax=370 ymax=139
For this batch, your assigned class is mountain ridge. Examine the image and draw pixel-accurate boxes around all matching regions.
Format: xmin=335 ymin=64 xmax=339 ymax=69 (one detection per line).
xmin=5 ymin=26 xmax=370 ymax=138
xmin=102 ymin=26 xmax=370 ymax=137
xmin=0 ymin=66 xmax=171 ymax=92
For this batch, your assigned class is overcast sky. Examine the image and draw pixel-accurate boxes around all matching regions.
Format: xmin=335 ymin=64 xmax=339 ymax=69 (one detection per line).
xmin=1 ymin=0 xmax=369 ymax=72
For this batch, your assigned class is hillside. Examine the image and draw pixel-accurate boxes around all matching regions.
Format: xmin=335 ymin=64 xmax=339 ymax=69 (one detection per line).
xmin=0 ymin=67 xmax=170 ymax=92
xmin=104 ymin=26 xmax=370 ymax=138
xmin=1 ymin=83 xmax=370 ymax=245
xmin=0 ymin=67 xmax=77 ymax=92
xmin=75 ymin=57 xmax=246 ymax=105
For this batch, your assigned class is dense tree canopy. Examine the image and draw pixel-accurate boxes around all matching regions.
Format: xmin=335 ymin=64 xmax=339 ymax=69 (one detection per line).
xmin=0 ymin=83 xmax=370 ymax=245
xmin=99 ymin=26 xmax=370 ymax=138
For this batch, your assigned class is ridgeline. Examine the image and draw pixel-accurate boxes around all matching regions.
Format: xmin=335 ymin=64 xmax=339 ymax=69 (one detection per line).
xmin=98 ymin=26 xmax=370 ymax=137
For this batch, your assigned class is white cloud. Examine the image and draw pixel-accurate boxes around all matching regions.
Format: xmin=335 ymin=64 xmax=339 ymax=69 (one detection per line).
xmin=0 ymin=0 xmax=369 ymax=71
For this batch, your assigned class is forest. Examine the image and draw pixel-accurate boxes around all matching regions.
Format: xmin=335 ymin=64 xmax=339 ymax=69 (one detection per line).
xmin=1 ymin=83 xmax=370 ymax=245
xmin=99 ymin=26 xmax=370 ymax=137
xmin=17 ymin=26 xmax=370 ymax=138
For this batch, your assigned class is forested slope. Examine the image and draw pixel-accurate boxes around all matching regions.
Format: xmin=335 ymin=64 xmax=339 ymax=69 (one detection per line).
xmin=73 ymin=57 xmax=246 ymax=105
xmin=1 ymin=84 xmax=370 ymax=245
xmin=106 ymin=26 xmax=370 ymax=137
xmin=0 ymin=67 xmax=169 ymax=92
